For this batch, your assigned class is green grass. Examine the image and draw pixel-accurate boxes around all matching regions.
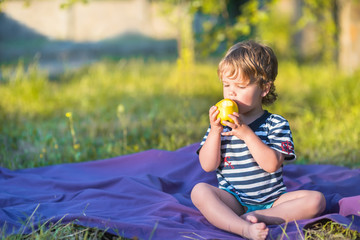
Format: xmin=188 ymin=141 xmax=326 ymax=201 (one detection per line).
xmin=1 ymin=59 xmax=359 ymax=169
xmin=1 ymin=219 xmax=128 ymax=240
xmin=0 ymin=59 xmax=222 ymax=169
xmin=273 ymin=62 xmax=360 ymax=166
xmin=1 ymin=58 xmax=359 ymax=239
xmin=303 ymin=218 xmax=360 ymax=240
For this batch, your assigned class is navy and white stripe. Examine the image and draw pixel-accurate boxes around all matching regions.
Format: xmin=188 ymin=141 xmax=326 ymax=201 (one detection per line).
xmin=199 ymin=111 xmax=296 ymax=205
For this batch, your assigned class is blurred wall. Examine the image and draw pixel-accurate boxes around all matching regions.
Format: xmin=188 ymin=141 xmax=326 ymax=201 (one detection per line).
xmin=2 ymin=0 xmax=176 ymax=41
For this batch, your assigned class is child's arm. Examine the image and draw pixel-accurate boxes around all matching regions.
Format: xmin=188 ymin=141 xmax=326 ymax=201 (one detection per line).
xmin=198 ymin=106 xmax=223 ymax=172
xmin=222 ymin=113 xmax=284 ymax=173
xmin=241 ymin=129 xmax=284 ymax=173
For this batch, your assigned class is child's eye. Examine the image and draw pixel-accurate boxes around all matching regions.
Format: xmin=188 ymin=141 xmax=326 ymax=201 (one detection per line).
xmin=237 ymin=85 xmax=246 ymax=89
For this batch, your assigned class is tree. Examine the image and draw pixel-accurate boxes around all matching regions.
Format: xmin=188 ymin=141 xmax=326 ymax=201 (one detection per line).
xmin=156 ymin=0 xmax=273 ymax=64
xmin=191 ymin=0 xmax=360 ymax=73
xmin=191 ymin=0 xmax=272 ymax=57
xmin=338 ymin=0 xmax=360 ymax=74
xmin=288 ymin=0 xmax=360 ymax=73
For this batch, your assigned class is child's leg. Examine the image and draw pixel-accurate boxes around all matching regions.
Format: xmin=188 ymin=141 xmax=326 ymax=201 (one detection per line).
xmin=191 ymin=182 xmax=269 ymax=240
xmin=244 ymin=190 xmax=326 ymax=225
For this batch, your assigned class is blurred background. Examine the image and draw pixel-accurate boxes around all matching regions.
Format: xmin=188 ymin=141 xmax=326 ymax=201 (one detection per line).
xmin=0 ymin=0 xmax=359 ymax=169
xmin=0 ymin=0 xmax=179 ymax=77
xmin=2 ymin=0 xmax=360 ymax=75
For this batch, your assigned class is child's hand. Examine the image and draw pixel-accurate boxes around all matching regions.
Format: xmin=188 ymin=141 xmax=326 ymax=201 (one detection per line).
xmin=209 ymin=106 xmax=223 ymax=132
xmin=221 ymin=112 xmax=251 ymax=139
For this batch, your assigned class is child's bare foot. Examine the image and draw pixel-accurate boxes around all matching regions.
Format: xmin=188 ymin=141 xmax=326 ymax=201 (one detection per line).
xmin=243 ymin=222 xmax=268 ymax=240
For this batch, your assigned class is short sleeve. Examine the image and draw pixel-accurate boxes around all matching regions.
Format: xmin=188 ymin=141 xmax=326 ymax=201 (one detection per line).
xmin=196 ymin=125 xmax=211 ymax=155
xmin=267 ymin=115 xmax=296 ymax=161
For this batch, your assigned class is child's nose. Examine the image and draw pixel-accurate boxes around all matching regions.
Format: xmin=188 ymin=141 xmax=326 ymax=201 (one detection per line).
xmin=228 ymin=90 xmax=236 ymax=97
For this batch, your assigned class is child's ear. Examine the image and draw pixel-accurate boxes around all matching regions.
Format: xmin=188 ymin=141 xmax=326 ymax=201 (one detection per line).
xmin=261 ymin=83 xmax=271 ymax=97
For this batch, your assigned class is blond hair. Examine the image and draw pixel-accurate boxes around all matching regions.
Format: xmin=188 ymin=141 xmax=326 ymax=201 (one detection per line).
xmin=218 ymin=40 xmax=278 ymax=105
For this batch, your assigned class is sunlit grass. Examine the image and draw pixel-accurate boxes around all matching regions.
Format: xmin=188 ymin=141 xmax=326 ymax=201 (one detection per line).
xmin=274 ymin=219 xmax=360 ymax=240
xmin=272 ymin=62 xmax=360 ymax=166
xmin=0 ymin=59 xmax=221 ymax=169
xmin=303 ymin=219 xmax=360 ymax=240
xmin=1 ymin=218 xmax=129 ymax=240
xmin=1 ymin=59 xmax=359 ymax=169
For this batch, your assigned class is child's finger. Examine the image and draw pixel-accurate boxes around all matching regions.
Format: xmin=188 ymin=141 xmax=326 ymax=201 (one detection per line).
xmin=214 ymin=117 xmax=221 ymax=124
xmin=209 ymin=106 xmax=216 ymax=115
xmin=232 ymin=112 xmax=240 ymax=118
xmin=228 ymin=114 xmax=242 ymax=126
xmin=222 ymin=120 xmax=236 ymax=129
xmin=210 ymin=109 xmax=219 ymax=120
xmin=221 ymin=130 xmax=233 ymax=136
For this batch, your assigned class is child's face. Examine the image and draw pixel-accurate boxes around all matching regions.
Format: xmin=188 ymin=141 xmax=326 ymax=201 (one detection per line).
xmin=222 ymin=73 xmax=268 ymax=114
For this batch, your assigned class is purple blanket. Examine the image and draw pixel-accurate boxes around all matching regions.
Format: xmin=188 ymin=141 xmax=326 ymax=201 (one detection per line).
xmin=1 ymin=143 xmax=360 ymax=239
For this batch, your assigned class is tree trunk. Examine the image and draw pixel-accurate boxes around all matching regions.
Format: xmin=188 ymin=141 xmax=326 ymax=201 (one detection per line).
xmin=338 ymin=0 xmax=360 ymax=74
xmin=176 ymin=2 xmax=194 ymax=68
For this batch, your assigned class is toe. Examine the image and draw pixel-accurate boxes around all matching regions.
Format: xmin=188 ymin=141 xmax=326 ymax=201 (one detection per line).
xmin=246 ymin=214 xmax=258 ymax=223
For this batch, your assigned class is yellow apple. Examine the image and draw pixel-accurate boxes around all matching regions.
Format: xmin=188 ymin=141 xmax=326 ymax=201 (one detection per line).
xmin=215 ymin=99 xmax=239 ymax=126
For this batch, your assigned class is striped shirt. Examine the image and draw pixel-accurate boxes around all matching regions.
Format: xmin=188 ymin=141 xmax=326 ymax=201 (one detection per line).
xmin=199 ymin=110 xmax=296 ymax=205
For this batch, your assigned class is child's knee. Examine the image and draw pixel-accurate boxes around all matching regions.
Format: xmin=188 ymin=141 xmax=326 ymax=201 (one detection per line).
xmin=308 ymin=191 xmax=326 ymax=216
xmin=191 ymin=182 xmax=208 ymax=205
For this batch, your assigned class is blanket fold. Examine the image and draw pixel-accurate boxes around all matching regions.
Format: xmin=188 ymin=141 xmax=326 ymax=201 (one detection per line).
xmin=1 ymin=143 xmax=359 ymax=239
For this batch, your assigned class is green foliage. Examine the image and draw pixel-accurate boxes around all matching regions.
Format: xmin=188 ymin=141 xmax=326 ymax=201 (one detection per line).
xmin=0 ymin=0 xmax=351 ymax=64
xmin=256 ymin=1 xmax=297 ymax=60
xmin=191 ymin=0 xmax=272 ymax=57
xmin=296 ymin=0 xmax=338 ymax=62
xmin=158 ymin=0 xmax=342 ymax=63
xmin=60 ymin=0 xmax=88 ymax=9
